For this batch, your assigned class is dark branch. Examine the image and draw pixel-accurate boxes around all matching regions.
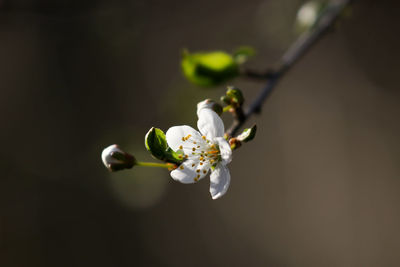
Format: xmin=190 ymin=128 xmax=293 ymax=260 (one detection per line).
xmin=239 ymin=68 xmax=275 ymax=80
xmin=227 ymin=0 xmax=352 ymax=137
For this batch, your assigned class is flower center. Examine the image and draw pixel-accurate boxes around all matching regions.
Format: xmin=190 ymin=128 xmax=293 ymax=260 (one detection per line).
xmin=180 ymin=134 xmax=221 ymax=166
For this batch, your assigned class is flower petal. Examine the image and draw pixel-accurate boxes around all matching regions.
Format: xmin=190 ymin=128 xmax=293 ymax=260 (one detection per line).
xmin=170 ymin=160 xmax=197 ymax=184
xmin=209 ymin=164 xmax=231 ymax=199
xmin=197 ymin=109 xmax=224 ymax=139
xmin=214 ymin=137 xmax=232 ymax=165
xmin=171 ymin=160 xmax=210 ymax=184
xmin=166 ymin=125 xmax=202 ymax=151
xmin=194 ymin=161 xmax=211 ymax=182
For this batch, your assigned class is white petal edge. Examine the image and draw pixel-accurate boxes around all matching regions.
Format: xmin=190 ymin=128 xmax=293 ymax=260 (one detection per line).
xmin=101 ymin=144 xmax=121 ymax=166
xmin=166 ymin=125 xmax=202 ymax=151
xmin=196 ymin=100 xmax=211 ymax=117
xmin=214 ymin=137 xmax=232 ymax=165
xmin=171 ymin=159 xmax=211 ymax=184
xmin=197 ymin=109 xmax=225 ymax=140
xmin=170 ymin=160 xmax=198 ymax=184
xmin=209 ymin=164 xmax=231 ymax=200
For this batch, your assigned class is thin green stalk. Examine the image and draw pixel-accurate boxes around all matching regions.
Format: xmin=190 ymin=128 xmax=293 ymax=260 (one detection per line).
xmin=136 ymin=161 xmax=174 ymax=169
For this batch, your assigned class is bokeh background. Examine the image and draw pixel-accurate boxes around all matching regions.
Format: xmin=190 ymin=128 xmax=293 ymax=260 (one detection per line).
xmin=1 ymin=0 xmax=400 ymax=266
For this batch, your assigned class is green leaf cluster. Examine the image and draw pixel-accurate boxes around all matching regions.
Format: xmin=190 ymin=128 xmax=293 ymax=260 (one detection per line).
xmin=182 ymin=50 xmax=239 ymax=87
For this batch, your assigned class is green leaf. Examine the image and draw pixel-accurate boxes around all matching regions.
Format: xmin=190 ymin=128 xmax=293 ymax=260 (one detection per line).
xmin=181 ymin=50 xmax=239 ymax=87
xmin=145 ymin=127 xmax=184 ymax=164
xmin=233 ymin=46 xmax=255 ymax=64
xmin=236 ymin=125 xmax=257 ymax=142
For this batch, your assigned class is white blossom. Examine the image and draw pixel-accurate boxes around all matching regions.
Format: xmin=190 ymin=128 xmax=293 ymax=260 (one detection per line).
xmin=166 ymin=109 xmax=232 ymax=199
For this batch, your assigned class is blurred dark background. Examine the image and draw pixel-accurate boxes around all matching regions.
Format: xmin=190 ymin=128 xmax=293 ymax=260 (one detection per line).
xmin=1 ymin=0 xmax=400 ymax=266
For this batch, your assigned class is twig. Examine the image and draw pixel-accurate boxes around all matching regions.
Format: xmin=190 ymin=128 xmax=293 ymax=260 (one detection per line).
xmin=227 ymin=0 xmax=352 ymax=137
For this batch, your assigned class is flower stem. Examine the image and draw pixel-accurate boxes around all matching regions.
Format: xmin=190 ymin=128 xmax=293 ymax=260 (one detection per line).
xmin=136 ymin=161 xmax=174 ymax=169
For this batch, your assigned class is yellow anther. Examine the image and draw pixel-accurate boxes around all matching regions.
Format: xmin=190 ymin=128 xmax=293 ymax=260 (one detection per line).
xmin=203 ymin=170 xmax=207 ymax=174
xmin=194 ymin=177 xmax=198 ymax=182
xmin=185 ymin=134 xmax=192 ymax=139
xmin=185 ymin=154 xmax=188 ymax=159
xmin=210 ymin=160 xmax=215 ymax=164
xmin=201 ymin=151 xmax=204 ymax=153
xmin=179 ymin=145 xmax=183 ymax=149
xmin=180 ymin=166 xmax=184 ymax=169
xmin=196 ymin=169 xmax=200 ymax=173
xmin=199 ymin=157 xmax=204 ymax=161
xmin=182 ymin=137 xmax=185 ymax=141
xmin=193 ymin=141 xmax=197 ymax=144
xmin=178 ymin=155 xmax=183 ymax=159
xmin=197 ymin=146 xmax=200 ymax=148
xmin=192 ymin=147 xmax=196 ymax=151
xmin=197 ymin=174 xmax=200 ymax=178
xmin=202 ymin=136 xmax=206 ymax=140
xmin=200 ymin=162 xmax=203 ymax=165
xmin=192 ymin=164 xmax=195 ymax=167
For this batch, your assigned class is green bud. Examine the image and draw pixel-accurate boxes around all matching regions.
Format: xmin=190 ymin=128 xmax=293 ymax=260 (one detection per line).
xmin=181 ymin=50 xmax=239 ymax=87
xmin=101 ymin=144 xmax=136 ymax=172
xmin=236 ymin=124 xmax=257 ymax=142
xmin=226 ymin=86 xmax=244 ymax=106
xmin=197 ymin=99 xmax=223 ymax=116
xmin=220 ymin=95 xmax=231 ymax=105
xmin=145 ymin=127 xmax=184 ymax=164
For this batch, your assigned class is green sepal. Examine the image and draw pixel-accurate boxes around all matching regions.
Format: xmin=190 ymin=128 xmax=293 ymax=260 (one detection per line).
xmin=145 ymin=127 xmax=184 ymax=164
xmin=181 ymin=50 xmax=239 ymax=87
xmin=233 ymin=46 xmax=255 ymax=64
xmin=236 ymin=125 xmax=257 ymax=142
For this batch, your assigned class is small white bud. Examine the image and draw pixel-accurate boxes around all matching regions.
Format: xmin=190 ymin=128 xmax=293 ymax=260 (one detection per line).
xmin=197 ymin=99 xmax=223 ymax=117
xmin=101 ymin=144 xmax=135 ymax=172
xmin=297 ymin=1 xmax=320 ymax=29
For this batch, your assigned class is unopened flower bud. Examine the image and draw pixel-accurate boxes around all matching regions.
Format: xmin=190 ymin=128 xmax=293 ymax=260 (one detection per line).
xmin=229 ymin=137 xmax=242 ymax=150
xmin=226 ymin=86 xmax=244 ymax=106
xmin=220 ymin=95 xmax=231 ymax=105
xmin=101 ymin=144 xmax=136 ymax=172
xmin=197 ymin=99 xmax=223 ymax=116
xmin=296 ymin=1 xmax=324 ymax=32
xmin=236 ymin=125 xmax=257 ymax=142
